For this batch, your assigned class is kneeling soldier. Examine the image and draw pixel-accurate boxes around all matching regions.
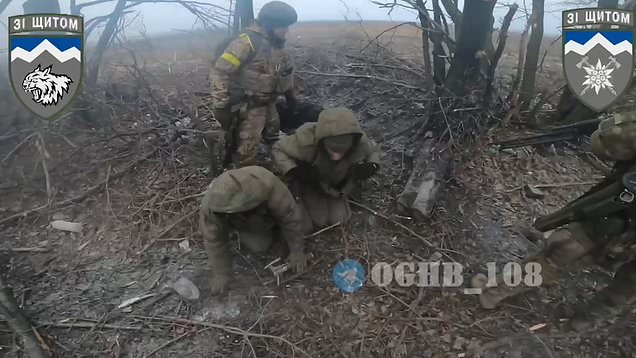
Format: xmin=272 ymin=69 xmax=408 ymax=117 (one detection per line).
xmin=472 ymin=111 xmax=636 ymax=331
xmin=272 ymin=107 xmax=381 ymax=230
xmin=199 ymin=166 xmax=308 ymax=293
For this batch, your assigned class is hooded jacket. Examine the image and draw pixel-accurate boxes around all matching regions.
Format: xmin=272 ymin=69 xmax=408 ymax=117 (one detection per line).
xmin=210 ymin=23 xmax=294 ymax=108
xmin=199 ymin=166 xmax=305 ymax=275
xmin=272 ymin=108 xmax=381 ymax=194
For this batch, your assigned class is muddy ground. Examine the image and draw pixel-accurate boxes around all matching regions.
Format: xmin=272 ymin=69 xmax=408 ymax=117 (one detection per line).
xmin=1 ymin=22 xmax=635 ymax=358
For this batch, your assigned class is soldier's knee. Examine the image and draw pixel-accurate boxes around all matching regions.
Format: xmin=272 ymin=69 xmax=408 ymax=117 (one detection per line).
xmin=328 ymin=198 xmax=351 ymax=225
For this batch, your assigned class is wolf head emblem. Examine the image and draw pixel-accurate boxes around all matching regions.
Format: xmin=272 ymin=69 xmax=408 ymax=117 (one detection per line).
xmin=22 ymin=65 xmax=73 ymax=106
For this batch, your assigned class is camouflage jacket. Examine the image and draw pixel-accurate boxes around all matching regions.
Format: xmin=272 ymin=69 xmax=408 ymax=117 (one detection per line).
xmin=199 ymin=166 xmax=305 ymax=275
xmin=591 ymin=111 xmax=636 ymax=161
xmin=272 ymin=108 xmax=381 ymax=196
xmin=209 ymin=24 xmax=295 ymax=109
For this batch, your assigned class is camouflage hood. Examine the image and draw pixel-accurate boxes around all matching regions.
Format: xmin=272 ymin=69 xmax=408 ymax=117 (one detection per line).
xmin=314 ymin=107 xmax=364 ymax=143
xmin=272 ymin=107 xmax=380 ymax=176
xmin=205 ymin=166 xmax=276 ymax=213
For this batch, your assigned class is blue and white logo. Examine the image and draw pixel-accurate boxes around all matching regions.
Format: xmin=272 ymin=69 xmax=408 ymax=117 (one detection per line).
xmin=332 ymin=259 xmax=365 ymax=293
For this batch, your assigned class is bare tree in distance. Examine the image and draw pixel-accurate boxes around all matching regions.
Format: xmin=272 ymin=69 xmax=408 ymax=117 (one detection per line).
xmin=519 ymin=0 xmax=544 ymax=111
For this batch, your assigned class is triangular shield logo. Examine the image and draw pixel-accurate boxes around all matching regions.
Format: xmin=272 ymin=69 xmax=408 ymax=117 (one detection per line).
xmin=9 ymin=15 xmax=84 ymax=119
xmin=563 ymin=30 xmax=634 ymax=112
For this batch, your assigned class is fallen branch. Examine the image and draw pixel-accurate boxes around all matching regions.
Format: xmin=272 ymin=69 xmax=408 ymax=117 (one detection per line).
xmin=0 ymin=151 xmax=156 ymax=227
xmin=137 ymin=209 xmax=198 ymax=254
xmin=132 ymin=315 xmax=313 ymax=358
xmin=143 ymin=328 xmax=210 ymax=358
xmin=0 ymin=247 xmax=50 ymax=253
xmin=0 ymin=277 xmax=48 ymax=358
xmin=348 ymin=199 xmax=455 ymax=262
xmin=2 ymin=132 xmax=37 ymax=163
xmin=37 ymin=321 xmax=142 ymax=331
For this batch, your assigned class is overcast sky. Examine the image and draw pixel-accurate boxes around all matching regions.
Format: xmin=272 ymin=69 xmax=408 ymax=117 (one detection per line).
xmin=0 ymin=0 xmax=586 ymax=49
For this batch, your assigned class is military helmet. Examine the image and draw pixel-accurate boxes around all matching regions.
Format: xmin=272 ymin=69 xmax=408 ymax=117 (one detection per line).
xmin=257 ymin=1 xmax=298 ymax=28
xmin=590 ymin=112 xmax=636 ymax=161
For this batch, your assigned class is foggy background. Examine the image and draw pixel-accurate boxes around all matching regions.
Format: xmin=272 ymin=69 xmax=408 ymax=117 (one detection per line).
xmin=0 ymin=0 xmax=571 ymax=51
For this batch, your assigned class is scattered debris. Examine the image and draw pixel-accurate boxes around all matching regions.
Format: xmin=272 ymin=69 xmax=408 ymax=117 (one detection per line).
xmin=50 ymin=220 xmax=83 ymax=233
xmin=524 ymin=184 xmax=545 ymax=199
xmin=118 ymin=293 xmax=159 ymax=309
xmin=171 ymin=277 xmax=200 ymax=301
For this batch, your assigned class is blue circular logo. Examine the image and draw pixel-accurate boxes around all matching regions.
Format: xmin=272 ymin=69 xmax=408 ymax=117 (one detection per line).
xmin=332 ymin=259 xmax=365 ymax=293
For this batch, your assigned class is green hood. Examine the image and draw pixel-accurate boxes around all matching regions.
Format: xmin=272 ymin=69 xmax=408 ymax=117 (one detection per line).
xmin=207 ymin=166 xmax=274 ymax=213
xmin=314 ymin=107 xmax=364 ymax=143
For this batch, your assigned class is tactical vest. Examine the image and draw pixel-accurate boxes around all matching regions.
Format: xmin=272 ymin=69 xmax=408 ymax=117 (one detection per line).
xmin=214 ymin=28 xmax=294 ymax=104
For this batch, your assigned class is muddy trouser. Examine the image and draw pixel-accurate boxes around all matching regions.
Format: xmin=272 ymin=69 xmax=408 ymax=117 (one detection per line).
xmin=300 ymin=183 xmax=351 ymax=231
xmin=478 ymin=219 xmax=636 ymax=328
xmin=235 ymin=102 xmax=280 ymax=167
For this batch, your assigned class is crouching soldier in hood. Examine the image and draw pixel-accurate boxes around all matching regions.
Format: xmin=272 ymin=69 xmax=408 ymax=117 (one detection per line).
xmin=272 ymin=107 xmax=381 ymax=230
xmin=471 ymin=111 xmax=636 ymax=332
xmin=209 ymin=1 xmax=299 ymax=168
xmin=199 ymin=166 xmax=309 ymax=294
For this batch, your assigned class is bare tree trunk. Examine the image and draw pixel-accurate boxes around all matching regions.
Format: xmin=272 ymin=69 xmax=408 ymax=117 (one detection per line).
xmin=484 ymin=4 xmax=518 ymax=102
xmin=0 ymin=277 xmax=47 ymax=358
xmin=445 ymin=0 xmax=497 ymax=95
xmin=440 ymin=0 xmax=461 ymax=39
xmin=85 ymin=0 xmax=127 ymax=88
xmin=519 ymin=0 xmax=544 ymax=111
xmin=0 ymin=0 xmax=12 ymax=15
xmin=233 ymin=0 xmax=254 ymax=35
xmin=431 ymin=0 xmax=446 ymax=86
xmin=415 ymin=0 xmax=433 ymax=90
xmin=550 ymin=0 xmax=619 ymax=125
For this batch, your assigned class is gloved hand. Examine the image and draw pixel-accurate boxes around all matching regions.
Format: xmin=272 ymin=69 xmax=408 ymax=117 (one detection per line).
xmin=287 ymin=251 xmax=308 ymax=274
xmin=320 ymin=182 xmax=343 ymax=198
xmin=209 ymin=273 xmax=231 ymax=294
xmin=351 ymin=162 xmax=379 ymax=180
xmin=213 ymin=107 xmax=234 ymax=131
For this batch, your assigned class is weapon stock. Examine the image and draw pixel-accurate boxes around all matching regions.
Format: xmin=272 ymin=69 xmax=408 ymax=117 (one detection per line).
xmin=532 ymin=181 xmax=626 ymax=231
xmin=533 ymin=162 xmax=636 ymax=232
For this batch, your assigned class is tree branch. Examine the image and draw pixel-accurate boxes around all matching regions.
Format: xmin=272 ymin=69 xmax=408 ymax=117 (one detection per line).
xmin=0 ymin=0 xmax=12 ymax=15
xmin=0 ymin=277 xmax=48 ymax=358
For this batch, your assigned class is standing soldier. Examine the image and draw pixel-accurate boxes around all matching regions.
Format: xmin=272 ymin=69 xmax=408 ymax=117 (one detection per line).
xmin=272 ymin=107 xmax=381 ymax=230
xmin=199 ymin=166 xmax=309 ymax=294
xmin=210 ymin=1 xmax=299 ymax=168
xmin=471 ymin=112 xmax=636 ymax=331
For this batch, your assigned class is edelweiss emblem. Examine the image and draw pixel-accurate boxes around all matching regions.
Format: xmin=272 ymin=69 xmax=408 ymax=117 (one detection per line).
xmin=579 ymin=57 xmax=619 ymax=96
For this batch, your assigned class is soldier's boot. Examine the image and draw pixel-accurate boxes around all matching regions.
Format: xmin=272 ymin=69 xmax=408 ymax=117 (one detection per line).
xmin=238 ymin=230 xmax=274 ymax=253
xmin=569 ymin=260 xmax=636 ymax=331
xmin=327 ymin=195 xmax=351 ymax=225
xmin=300 ymin=184 xmax=329 ymax=228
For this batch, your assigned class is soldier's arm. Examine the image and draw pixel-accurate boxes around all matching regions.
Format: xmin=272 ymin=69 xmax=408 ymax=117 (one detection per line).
xmin=266 ymin=179 xmax=305 ymax=254
xmin=272 ymin=135 xmax=303 ymax=176
xmin=210 ymin=34 xmax=255 ymax=108
xmin=199 ymin=208 xmax=232 ymax=277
